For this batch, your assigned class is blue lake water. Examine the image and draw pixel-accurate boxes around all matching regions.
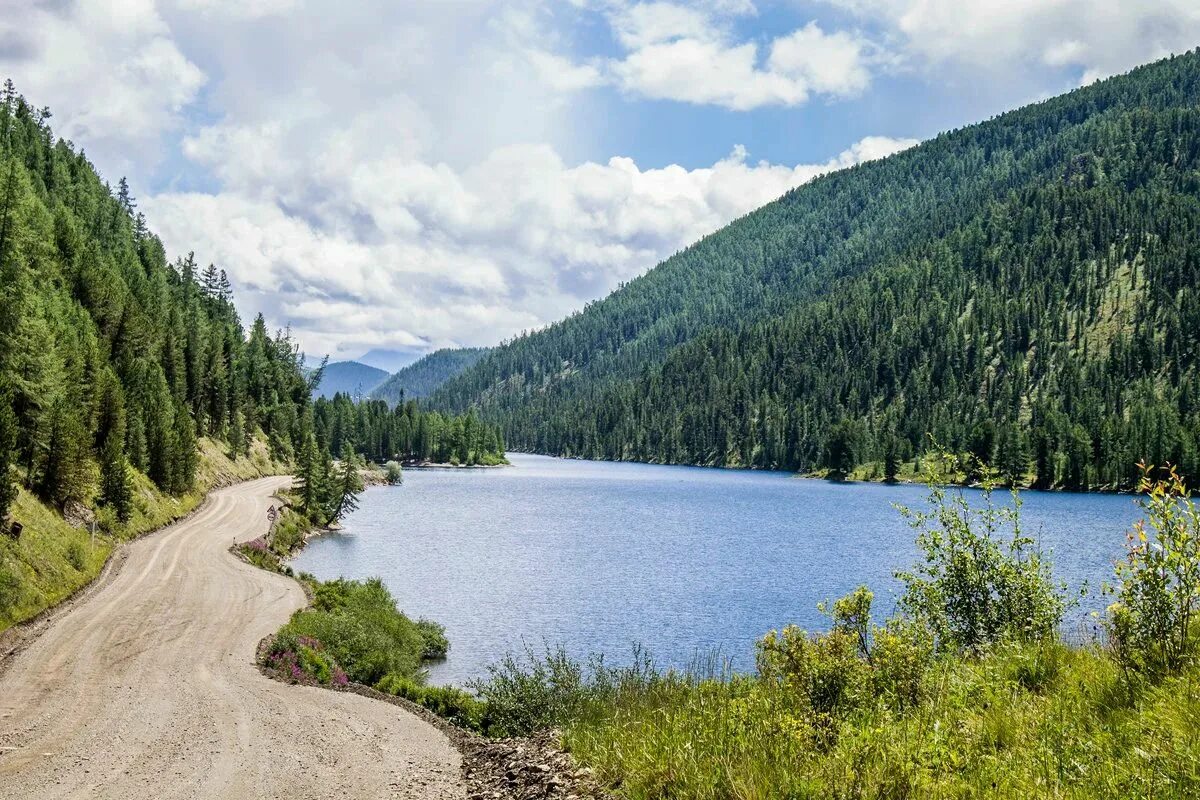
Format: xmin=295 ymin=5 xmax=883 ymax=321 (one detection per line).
xmin=291 ymin=453 xmax=1144 ymax=685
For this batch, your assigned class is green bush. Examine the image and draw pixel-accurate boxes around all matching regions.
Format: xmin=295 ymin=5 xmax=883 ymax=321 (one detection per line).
xmin=281 ymin=577 xmax=427 ymax=685
xmin=895 ymin=453 xmax=1066 ymax=651
xmin=416 ymin=618 xmax=449 ymax=660
xmin=384 ymin=461 xmax=404 ymax=485
xmin=0 ymin=563 xmax=20 ymax=612
xmin=470 ymin=644 xmax=589 ymax=737
xmin=1108 ymin=464 xmax=1200 ymax=678
xmin=66 ymin=539 xmax=87 ymax=571
xmin=376 ymin=673 xmax=486 ymax=731
xmin=756 ymin=624 xmax=869 ymax=747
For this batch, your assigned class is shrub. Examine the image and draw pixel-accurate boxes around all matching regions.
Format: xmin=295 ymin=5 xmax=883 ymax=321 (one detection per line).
xmin=869 ymin=617 xmax=933 ymax=709
xmin=756 ymin=624 xmax=869 ymax=733
xmin=264 ymin=631 xmax=348 ymax=686
xmin=281 ymin=577 xmax=428 ymax=685
xmin=0 ymin=563 xmax=20 ymax=612
xmin=1107 ymin=463 xmax=1200 ymax=678
xmin=376 ymin=673 xmax=486 ymax=731
xmin=416 ymin=618 xmax=449 ymax=660
xmin=384 ymin=461 xmax=404 ymax=485
xmin=895 ymin=453 xmax=1066 ymax=652
xmin=470 ymin=644 xmax=588 ymax=737
xmin=66 ymin=538 xmax=87 ymax=571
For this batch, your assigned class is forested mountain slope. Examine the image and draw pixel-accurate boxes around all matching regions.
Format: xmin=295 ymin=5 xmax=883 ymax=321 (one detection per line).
xmin=0 ymin=82 xmax=505 ymax=628
xmin=371 ymin=347 xmax=489 ymax=405
xmin=312 ymin=360 xmax=388 ymax=400
xmin=432 ymin=51 xmax=1200 ymax=490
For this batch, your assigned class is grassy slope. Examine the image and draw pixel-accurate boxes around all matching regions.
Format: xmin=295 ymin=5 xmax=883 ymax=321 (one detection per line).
xmin=0 ymin=436 xmax=287 ymax=632
xmin=560 ymin=642 xmax=1199 ymax=799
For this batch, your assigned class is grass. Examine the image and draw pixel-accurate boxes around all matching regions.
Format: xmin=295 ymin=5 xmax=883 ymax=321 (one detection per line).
xmin=465 ymin=462 xmax=1200 ymax=799
xmin=0 ymin=435 xmax=287 ymax=632
xmin=468 ymin=640 xmax=1199 ymax=800
xmin=242 ymin=505 xmax=457 ymax=700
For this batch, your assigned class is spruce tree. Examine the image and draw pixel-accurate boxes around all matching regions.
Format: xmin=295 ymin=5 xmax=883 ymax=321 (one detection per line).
xmin=99 ymin=430 xmax=133 ymax=522
xmin=0 ymin=393 xmax=18 ymax=523
xmin=327 ymin=443 xmax=364 ymax=525
xmin=37 ymin=395 xmax=88 ymax=508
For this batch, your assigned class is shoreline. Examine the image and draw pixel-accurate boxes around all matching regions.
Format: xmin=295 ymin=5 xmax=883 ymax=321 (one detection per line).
xmin=506 ymin=450 xmax=1136 ymax=496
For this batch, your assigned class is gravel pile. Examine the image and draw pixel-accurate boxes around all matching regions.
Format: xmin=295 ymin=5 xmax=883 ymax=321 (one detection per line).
xmin=463 ymin=731 xmax=608 ymax=800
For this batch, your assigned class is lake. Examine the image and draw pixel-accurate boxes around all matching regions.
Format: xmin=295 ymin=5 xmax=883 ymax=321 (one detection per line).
xmin=291 ymin=453 xmax=1143 ymax=685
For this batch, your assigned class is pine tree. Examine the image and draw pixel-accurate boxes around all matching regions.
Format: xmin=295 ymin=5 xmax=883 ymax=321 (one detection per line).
xmin=296 ymin=432 xmax=325 ymax=521
xmin=37 ymin=395 xmax=88 ymax=508
xmin=228 ymin=408 xmax=247 ymax=459
xmin=327 ymin=443 xmax=364 ymax=525
xmin=116 ymin=177 xmax=135 ymax=216
xmin=171 ymin=401 xmax=198 ymax=494
xmin=883 ymin=437 xmax=900 ymax=484
xmin=201 ymin=264 xmax=220 ymax=298
xmin=218 ymin=269 xmax=233 ymax=303
xmin=99 ymin=430 xmax=133 ymax=522
xmin=0 ymin=391 xmax=18 ymax=523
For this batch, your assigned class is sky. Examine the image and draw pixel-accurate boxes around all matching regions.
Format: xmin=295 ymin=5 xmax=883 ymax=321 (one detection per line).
xmin=2 ymin=1 xmax=1199 ymax=364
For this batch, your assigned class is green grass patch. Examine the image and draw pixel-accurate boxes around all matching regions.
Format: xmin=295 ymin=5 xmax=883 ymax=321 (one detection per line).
xmin=1 ymin=435 xmax=287 ymax=633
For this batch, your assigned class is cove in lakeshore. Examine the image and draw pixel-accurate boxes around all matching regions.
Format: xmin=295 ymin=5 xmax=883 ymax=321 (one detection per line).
xmin=291 ymin=452 xmax=1143 ymax=686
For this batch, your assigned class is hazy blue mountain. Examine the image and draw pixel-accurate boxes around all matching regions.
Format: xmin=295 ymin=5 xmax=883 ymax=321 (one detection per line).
xmin=357 ymin=348 xmax=422 ymax=374
xmin=313 ymin=361 xmax=389 ymax=400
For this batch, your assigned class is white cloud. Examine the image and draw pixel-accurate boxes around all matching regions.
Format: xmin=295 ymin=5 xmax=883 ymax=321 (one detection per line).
xmin=2 ymin=0 xmax=916 ymax=359
xmin=824 ymin=0 xmax=1200 ymax=83
xmin=0 ymin=0 xmax=205 ymax=173
xmin=601 ymin=2 xmax=874 ymax=110
xmin=144 ymin=135 xmax=917 ymax=358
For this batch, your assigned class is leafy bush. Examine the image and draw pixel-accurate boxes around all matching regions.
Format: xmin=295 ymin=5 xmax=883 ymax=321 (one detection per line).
xmin=265 ymin=630 xmax=348 ymax=687
xmin=268 ymin=506 xmax=308 ymax=557
xmin=756 ymin=625 xmax=868 ymax=731
xmin=384 ymin=461 xmax=404 ymax=485
xmin=470 ymin=644 xmax=588 ymax=737
xmin=1107 ymin=463 xmax=1200 ymax=678
xmin=281 ymin=577 xmax=427 ymax=685
xmin=0 ymin=563 xmax=20 ymax=612
xmin=416 ymin=618 xmax=449 ymax=660
xmin=867 ymin=616 xmax=933 ymax=709
xmin=66 ymin=539 xmax=87 ymax=571
xmin=896 ymin=453 xmax=1066 ymax=651
xmin=376 ymin=673 xmax=486 ymax=731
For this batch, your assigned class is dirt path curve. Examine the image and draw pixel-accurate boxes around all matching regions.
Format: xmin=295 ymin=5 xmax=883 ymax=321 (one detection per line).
xmin=0 ymin=477 xmax=465 ymax=800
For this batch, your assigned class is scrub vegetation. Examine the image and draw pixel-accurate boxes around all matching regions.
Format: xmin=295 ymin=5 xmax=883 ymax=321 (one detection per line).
xmin=467 ymin=456 xmax=1200 ymax=799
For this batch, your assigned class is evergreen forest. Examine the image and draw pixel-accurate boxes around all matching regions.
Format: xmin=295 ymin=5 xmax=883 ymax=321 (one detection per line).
xmin=431 ymin=51 xmax=1200 ymax=491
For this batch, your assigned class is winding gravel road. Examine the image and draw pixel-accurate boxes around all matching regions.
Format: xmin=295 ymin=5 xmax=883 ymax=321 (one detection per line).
xmin=0 ymin=477 xmax=465 ymax=799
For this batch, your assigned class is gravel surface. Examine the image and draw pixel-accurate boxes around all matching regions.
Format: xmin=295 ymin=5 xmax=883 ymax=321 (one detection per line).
xmin=0 ymin=477 xmax=465 ymax=800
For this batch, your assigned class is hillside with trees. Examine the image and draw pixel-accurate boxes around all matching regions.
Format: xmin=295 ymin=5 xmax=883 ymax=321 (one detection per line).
xmin=0 ymin=82 xmax=502 ymax=630
xmin=371 ymin=347 xmax=489 ymax=405
xmin=431 ymin=51 xmax=1200 ymax=491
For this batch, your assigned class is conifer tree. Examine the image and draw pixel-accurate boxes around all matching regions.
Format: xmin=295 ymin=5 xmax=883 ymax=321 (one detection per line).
xmin=327 ymin=443 xmax=364 ymax=525
xmin=37 ymin=395 xmax=88 ymax=508
xmin=201 ymin=264 xmax=220 ymax=298
xmin=99 ymin=430 xmax=133 ymax=522
xmin=0 ymin=391 xmax=18 ymax=523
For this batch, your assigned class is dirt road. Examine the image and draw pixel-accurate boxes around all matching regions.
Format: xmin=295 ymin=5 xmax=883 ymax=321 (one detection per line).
xmin=0 ymin=477 xmax=465 ymax=799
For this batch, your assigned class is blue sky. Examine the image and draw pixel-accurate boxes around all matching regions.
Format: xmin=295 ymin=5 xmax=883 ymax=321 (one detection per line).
xmin=2 ymin=1 xmax=1198 ymax=362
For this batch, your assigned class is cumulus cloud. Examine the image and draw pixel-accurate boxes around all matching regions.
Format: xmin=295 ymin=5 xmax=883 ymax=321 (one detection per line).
xmin=0 ymin=0 xmax=205 ymax=173
xmin=145 ymin=134 xmax=918 ymax=358
xmin=0 ymin=0 xmax=914 ymax=358
xmin=599 ymin=2 xmax=874 ymax=110
xmin=824 ymin=0 xmax=1200 ymax=84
